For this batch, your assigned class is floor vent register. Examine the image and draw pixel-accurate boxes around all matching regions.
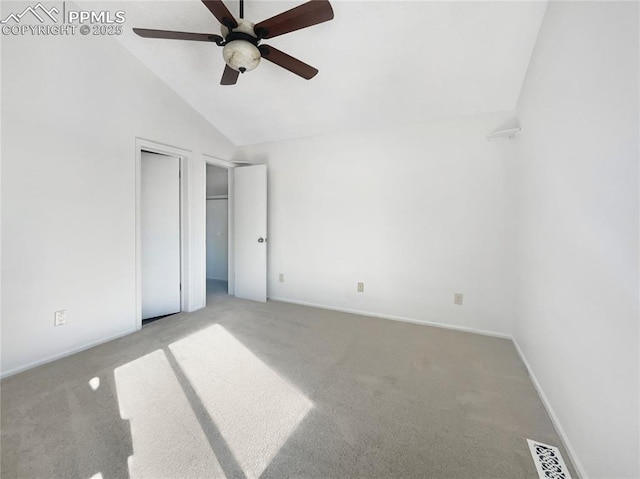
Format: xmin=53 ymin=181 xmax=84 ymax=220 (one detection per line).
xmin=527 ymin=439 xmax=572 ymax=479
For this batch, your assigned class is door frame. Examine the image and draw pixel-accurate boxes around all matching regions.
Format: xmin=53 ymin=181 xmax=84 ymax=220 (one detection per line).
xmin=203 ymin=155 xmax=237 ymax=300
xmin=135 ymin=138 xmax=191 ymax=330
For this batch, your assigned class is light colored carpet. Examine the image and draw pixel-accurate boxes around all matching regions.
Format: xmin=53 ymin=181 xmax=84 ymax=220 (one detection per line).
xmin=1 ymin=280 xmax=577 ymax=478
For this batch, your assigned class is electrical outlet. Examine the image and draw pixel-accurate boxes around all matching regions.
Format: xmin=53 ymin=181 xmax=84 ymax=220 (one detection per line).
xmin=279 ymin=273 xmax=284 ymax=283
xmin=357 ymin=282 xmax=364 ymax=293
xmin=454 ymin=293 xmax=463 ymax=305
xmin=54 ymin=310 xmax=67 ymax=326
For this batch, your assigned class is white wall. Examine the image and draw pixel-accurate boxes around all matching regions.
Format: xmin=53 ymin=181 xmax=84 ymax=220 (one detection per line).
xmin=1 ymin=14 xmax=235 ymax=376
xmin=206 ymin=200 xmax=229 ymax=280
xmin=206 ymin=164 xmax=229 ymax=197
xmin=235 ymin=112 xmax=517 ymax=336
xmin=513 ymin=2 xmax=639 ymax=477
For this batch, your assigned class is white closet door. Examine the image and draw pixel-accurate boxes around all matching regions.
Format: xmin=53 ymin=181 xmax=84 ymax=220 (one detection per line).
xmin=141 ymin=151 xmax=181 ymax=319
xmin=234 ymin=165 xmax=267 ymax=302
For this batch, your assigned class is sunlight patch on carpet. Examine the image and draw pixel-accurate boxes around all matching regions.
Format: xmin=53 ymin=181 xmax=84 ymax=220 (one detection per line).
xmin=114 ymin=350 xmax=225 ymax=478
xmin=89 ymin=377 xmax=100 ymax=391
xmin=169 ymin=324 xmax=314 ymax=479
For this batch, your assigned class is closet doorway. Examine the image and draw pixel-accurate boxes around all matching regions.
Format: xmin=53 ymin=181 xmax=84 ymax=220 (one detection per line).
xmin=135 ymin=138 xmax=191 ymax=331
xmin=141 ymin=151 xmax=181 ymax=323
xmin=206 ymin=163 xmax=230 ymax=299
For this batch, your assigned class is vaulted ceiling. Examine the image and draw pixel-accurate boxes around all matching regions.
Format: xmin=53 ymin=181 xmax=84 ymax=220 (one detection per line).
xmin=114 ymin=1 xmax=547 ymax=146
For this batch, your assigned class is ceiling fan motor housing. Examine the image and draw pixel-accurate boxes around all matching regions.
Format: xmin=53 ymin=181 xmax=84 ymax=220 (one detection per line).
xmin=221 ymin=19 xmax=261 ymax=73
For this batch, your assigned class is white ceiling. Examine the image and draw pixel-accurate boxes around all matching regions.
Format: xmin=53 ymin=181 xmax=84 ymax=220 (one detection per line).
xmin=113 ymin=0 xmax=547 ymax=146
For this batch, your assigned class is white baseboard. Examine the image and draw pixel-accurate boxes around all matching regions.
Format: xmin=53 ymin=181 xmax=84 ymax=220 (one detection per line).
xmin=513 ymin=339 xmax=587 ymax=479
xmin=0 ymin=328 xmax=137 ymax=379
xmin=268 ymin=296 xmax=512 ymax=340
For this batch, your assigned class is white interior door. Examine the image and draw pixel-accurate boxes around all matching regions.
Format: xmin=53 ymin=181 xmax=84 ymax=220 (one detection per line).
xmin=141 ymin=151 xmax=181 ymax=319
xmin=234 ymin=164 xmax=267 ymax=302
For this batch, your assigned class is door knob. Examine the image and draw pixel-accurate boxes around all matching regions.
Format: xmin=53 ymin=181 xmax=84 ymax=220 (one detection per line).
xmin=258 ymin=237 xmax=266 ymax=243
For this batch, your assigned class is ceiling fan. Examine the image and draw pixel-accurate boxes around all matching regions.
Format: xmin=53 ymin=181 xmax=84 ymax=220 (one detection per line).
xmin=133 ymin=0 xmax=334 ymax=85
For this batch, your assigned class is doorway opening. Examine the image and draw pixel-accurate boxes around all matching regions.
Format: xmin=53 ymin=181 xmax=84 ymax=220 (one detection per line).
xmin=135 ymin=139 xmax=191 ymax=331
xmin=141 ymin=150 xmax=181 ymax=325
xmin=206 ymin=163 xmax=230 ymax=301
xmin=201 ymin=156 xmax=267 ymax=305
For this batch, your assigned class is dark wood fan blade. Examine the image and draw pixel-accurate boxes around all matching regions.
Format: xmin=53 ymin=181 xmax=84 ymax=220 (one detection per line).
xmin=201 ymin=0 xmax=238 ymax=29
xmin=133 ymin=28 xmax=223 ymax=43
xmin=259 ymin=45 xmax=318 ymax=79
xmin=221 ymin=64 xmax=240 ymax=85
xmin=254 ymin=0 xmax=333 ymax=39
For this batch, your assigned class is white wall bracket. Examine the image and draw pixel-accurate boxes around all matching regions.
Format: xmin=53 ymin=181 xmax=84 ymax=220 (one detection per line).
xmin=486 ymin=127 xmax=521 ymax=140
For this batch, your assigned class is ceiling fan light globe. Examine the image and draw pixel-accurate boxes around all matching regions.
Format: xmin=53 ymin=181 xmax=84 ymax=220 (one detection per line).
xmin=221 ymin=19 xmax=257 ymax=39
xmin=223 ymin=40 xmax=261 ymax=73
